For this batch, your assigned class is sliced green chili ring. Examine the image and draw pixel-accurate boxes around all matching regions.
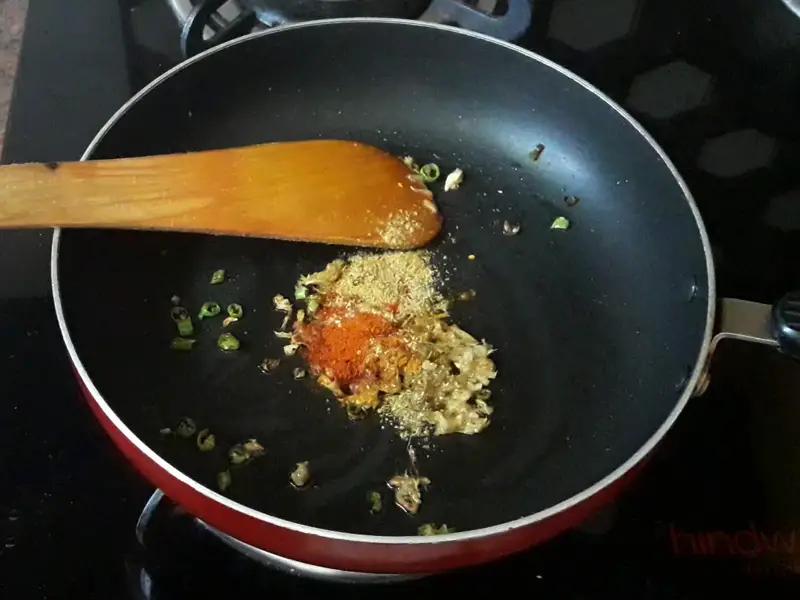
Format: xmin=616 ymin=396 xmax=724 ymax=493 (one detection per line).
xmin=217 ymin=470 xmax=232 ymax=492
xmin=218 ymin=332 xmax=240 ymax=351
xmin=196 ymin=428 xmax=216 ymax=452
xmin=228 ymin=444 xmax=249 ymax=465
xmin=175 ymin=417 xmax=197 ymax=438
xmin=210 ymin=269 xmax=226 ymax=284
xmin=226 ymin=303 xmax=244 ymax=319
xmin=198 ymin=301 xmax=221 ymax=319
xmin=170 ymin=337 xmax=196 ymax=351
xmin=170 ymin=306 xmax=189 ymax=322
xmin=418 ymin=163 xmax=440 ymax=183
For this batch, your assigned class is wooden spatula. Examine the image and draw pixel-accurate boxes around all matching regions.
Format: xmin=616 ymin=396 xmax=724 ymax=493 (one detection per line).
xmin=0 ymin=140 xmax=443 ymax=249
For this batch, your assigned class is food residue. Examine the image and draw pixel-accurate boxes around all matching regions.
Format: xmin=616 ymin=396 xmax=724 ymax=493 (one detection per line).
xmin=388 ymin=474 xmax=430 ymax=515
xmin=290 ymin=461 xmax=310 ymax=488
xmin=443 ymin=168 xmax=464 ymax=191
xmin=283 ymin=251 xmax=497 ymax=439
xmin=175 ymin=417 xmax=197 ymax=438
xmin=273 ymin=294 xmax=293 ymax=330
xmin=259 ymin=358 xmax=280 ymax=373
xmin=502 ymin=220 xmax=521 ymax=236
xmin=228 ymin=439 xmax=264 ymax=465
xmin=378 ymin=210 xmax=424 ymax=248
xmin=418 ymin=523 xmax=454 ymax=536
xmin=210 ymin=269 xmax=226 ymax=285
xmin=529 ymin=144 xmax=546 ymax=162
xmin=217 ymin=470 xmax=232 ymax=491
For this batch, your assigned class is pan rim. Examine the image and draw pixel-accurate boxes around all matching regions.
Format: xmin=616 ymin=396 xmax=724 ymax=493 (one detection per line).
xmin=51 ymin=17 xmax=716 ymax=546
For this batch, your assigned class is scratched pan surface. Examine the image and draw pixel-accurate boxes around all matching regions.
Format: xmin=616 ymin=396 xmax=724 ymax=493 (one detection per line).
xmin=55 ymin=20 xmax=711 ymax=536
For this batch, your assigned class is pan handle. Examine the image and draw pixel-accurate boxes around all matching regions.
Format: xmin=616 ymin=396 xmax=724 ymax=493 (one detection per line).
xmin=421 ymin=0 xmax=533 ymax=42
xmin=181 ymin=0 xmax=260 ymax=59
xmin=694 ymin=293 xmax=800 ymax=395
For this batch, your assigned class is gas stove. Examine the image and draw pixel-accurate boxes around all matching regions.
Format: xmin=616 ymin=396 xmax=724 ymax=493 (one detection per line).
xmin=165 ymin=0 xmax=531 ymax=57
xmin=3 ymin=0 xmax=800 ymax=597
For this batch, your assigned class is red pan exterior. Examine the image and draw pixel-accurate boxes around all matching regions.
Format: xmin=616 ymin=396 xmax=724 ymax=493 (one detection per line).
xmin=77 ymin=372 xmax=642 ymax=574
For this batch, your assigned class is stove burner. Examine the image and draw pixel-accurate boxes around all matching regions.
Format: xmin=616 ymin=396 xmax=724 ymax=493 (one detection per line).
xmin=135 ymin=489 xmax=425 ymax=584
xmin=782 ymin=0 xmax=800 ymax=18
xmin=167 ymin=0 xmax=532 ymax=58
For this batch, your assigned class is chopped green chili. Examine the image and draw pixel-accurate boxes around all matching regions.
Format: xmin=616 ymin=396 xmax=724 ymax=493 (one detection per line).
xmin=196 ymin=428 xmax=216 ymax=452
xmin=217 ymin=470 xmax=232 ymax=492
xmin=210 ymin=269 xmax=226 ymax=284
xmin=217 ymin=332 xmax=240 ymax=351
xmin=170 ymin=337 xmax=196 ymax=351
xmin=418 ymin=523 xmax=454 ymax=536
xmin=295 ymin=284 xmax=308 ymax=301
xmin=242 ymin=439 xmax=265 ymax=456
xmin=550 ymin=216 xmax=571 ymax=230
xmin=226 ymin=303 xmax=243 ymax=319
xmin=228 ymin=444 xmax=249 ymax=465
xmin=175 ymin=417 xmax=197 ymax=438
xmin=198 ymin=301 xmax=221 ymax=319
xmin=418 ymin=163 xmax=441 ymax=183
xmin=170 ymin=306 xmax=194 ymax=336
xmin=177 ymin=319 xmax=193 ymax=337
xmin=368 ymin=491 xmax=383 ymax=513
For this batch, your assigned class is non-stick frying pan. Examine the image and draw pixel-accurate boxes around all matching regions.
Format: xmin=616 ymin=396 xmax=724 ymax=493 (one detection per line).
xmin=51 ymin=19 xmax=799 ymax=575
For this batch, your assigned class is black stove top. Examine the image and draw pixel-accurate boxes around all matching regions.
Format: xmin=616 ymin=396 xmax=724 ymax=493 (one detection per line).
xmin=4 ymin=0 xmax=800 ymax=597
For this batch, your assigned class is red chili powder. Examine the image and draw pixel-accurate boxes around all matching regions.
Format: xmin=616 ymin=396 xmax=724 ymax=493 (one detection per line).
xmin=297 ymin=307 xmax=397 ymax=389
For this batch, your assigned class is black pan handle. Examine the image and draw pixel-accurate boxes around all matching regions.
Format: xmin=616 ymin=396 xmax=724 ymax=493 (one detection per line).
xmin=771 ymin=292 xmax=800 ymax=358
xmin=693 ymin=293 xmax=800 ymax=396
xmin=422 ymin=0 xmax=532 ymax=42
xmin=181 ymin=0 xmax=260 ymax=59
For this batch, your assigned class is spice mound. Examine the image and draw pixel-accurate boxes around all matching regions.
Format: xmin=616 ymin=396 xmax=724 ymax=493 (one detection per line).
xmin=288 ymin=251 xmax=497 ymax=439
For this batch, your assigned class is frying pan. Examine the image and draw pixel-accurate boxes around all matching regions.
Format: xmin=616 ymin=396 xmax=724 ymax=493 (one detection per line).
xmin=51 ymin=19 xmax=800 ymax=575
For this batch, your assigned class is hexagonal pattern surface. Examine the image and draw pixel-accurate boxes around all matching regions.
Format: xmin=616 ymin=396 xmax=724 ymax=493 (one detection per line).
xmin=764 ymin=188 xmax=800 ymax=231
xmin=626 ymin=61 xmax=713 ymax=119
xmin=548 ymin=0 xmax=640 ymax=51
xmin=697 ymin=129 xmax=777 ymax=178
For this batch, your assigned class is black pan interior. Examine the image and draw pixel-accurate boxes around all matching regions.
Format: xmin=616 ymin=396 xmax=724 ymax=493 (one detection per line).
xmin=56 ymin=21 xmax=711 ymax=536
